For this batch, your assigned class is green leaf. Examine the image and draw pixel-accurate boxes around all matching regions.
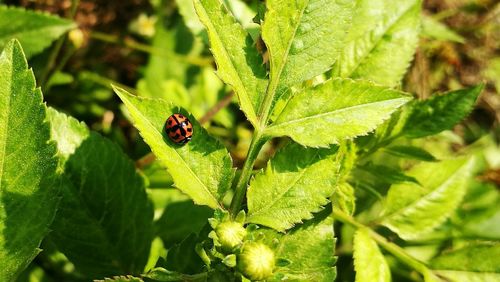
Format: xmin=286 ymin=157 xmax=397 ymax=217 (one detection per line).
xmin=267 ymin=211 xmax=336 ymax=281
xmin=96 ymin=276 xmax=144 ymax=282
xmin=164 ymin=234 xmax=206 ymax=274
xmin=155 ymin=200 xmax=213 ymax=247
xmin=403 ymin=85 xmax=484 ymax=138
xmin=382 ymin=158 xmax=475 ymax=240
xmin=353 ymin=229 xmax=391 ymax=282
xmin=421 ymin=15 xmax=465 ymax=43
xmin=176 ymin=0 xmax=205 ymax=35
xmin=265 ymin=78 xmax=412 ymax=147
xmin=0 ymin=6 xmax=75 ymax=58
xmin=385 ymin=145 xmax=437 ymax=162
xmin=335 ymin=0 xmax=420 ymax=87
xmin=46 ymin=107 xmax=89 ymax=166
xmin=49 ymin=132 xmax=154 ymax=278
xmin=359 ymin=163 xmax=420 ymax=185
xmin=194 ymin=0 xmax=267 ymax=126
xmin=247 ymin=143 xmax=342 ymax=231
xmin=114 ymin=86 xmax=234 ymax=210
xmin=262 ymin=0 xmax=355 ymax=116
xmin=332 ymin=182 xmax=356 ymax=216
xmin=144 ymin=267 xmax=207 ymax=282
xmin=0 ymin=39 xmax=59 ymax=281
xmin=431 ymin=243 xmax=500 ymax=282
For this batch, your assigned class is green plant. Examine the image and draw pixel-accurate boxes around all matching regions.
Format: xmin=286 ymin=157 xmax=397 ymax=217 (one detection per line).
xmin=0 ymin=0 xmax=498 ymax=281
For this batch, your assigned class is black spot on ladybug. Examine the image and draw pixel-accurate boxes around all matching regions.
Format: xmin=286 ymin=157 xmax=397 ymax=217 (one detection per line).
xmin=187 ymin=128 xmax=192 ymax=132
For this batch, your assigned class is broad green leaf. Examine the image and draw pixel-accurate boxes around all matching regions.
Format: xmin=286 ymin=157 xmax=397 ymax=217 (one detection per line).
xmin=335 ymin=0 xmax=421 ymax=87
xmin=359 ymin=163 xmax=420 ymax=184
xmin=247 ymin=143 xmax=342 ymax=231
xmin=114 ymin=86 xmax=233 ymax=209
xmin=155 ymin=200 xmax=212 ymax=247
xmin=266 ymin=211 xmax=336 ymax=281
xmin=382 ymin=158 xmax=474 ymax=240
xmin=431 ymin=243 xmax=500 ymax=282
xmin=265 ymin=78 xmax=412 ymax=147
xmin=262 ymin=0 xmax=355 ymax=116
xmin=0 ymin=6 xmax=75 ymax=58
xmin=49 ymin=131 xmax=154 ymax=278
xmin=353 ymin=229 xmax=391 ymax=282
xmin=403 ymin=85 xmax=484 ymax=138
xmin=421 ymin=15 xmax=465 ymax=43
xmin=0 ymin=39 xmax=59 ymax=281
xmin=46 ymin=107 xmax=89 ymax=166
xmin=194 ymin=0 xmax=267 ymax=126
xmin=385 ymin=145 xmax=437 ymax=162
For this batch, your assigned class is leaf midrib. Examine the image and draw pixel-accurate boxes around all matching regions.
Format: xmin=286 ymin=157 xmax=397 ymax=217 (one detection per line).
xmin=121 ymin=94 xmax=222 ymax=209
xmin=268 ymin=97 xmax=409 ymax=129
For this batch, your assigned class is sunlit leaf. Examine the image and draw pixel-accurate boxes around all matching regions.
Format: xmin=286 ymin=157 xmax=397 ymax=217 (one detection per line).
xmin=247 ymin=143 xmax=342 ymax=231
xmin=0 ymin=6 xmax=75 ymax=58
xmin=114 ymin=86 xmax=234 ymax=209
xmin=194 ymin=0 xmax=267 ymax=126
xmin=353 ymin=229 xmax=391 ymax=282
xmin=382 ymin=158 xmax=475 ymax=240
xmin=265 ymin=78 xmax=412 ymax=147
xmin=335 ymin=0 xmax=421 ymax=87
xmin=0 ymin=39 xmax=59 ymax=281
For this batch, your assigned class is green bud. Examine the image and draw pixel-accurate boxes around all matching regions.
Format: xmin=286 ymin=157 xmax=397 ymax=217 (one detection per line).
xmin=237 ymin=242 xmax=275 ymax=281
xmin=215 ymin=221 xmax=247 ymax=252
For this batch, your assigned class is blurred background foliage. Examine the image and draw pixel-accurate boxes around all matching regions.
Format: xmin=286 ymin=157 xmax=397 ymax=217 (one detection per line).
xmin=1 ymin=0 xmax=498 ymax=281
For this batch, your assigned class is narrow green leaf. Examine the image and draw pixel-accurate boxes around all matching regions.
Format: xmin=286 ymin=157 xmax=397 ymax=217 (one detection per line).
xmin=332 ymin=182 xmax=356 ymax=216
xmin=265 ymin=78 xmax=412 ymax=147
xmin=0 ymin=6 xmax=75 ymax=58
xmin=266 ymin=211 xmax=336 ymax=281
xmin=247 ymin=143 xmax=341 ymax=231
xmin=262 ymin=0 xmax=355 ymax=116
xmin=403 ymin=85 xmax=484 ymax=138
xmin=431 ymin=243 xmax=500 ymax=282
xmin=359 ymin=163 xmax=420 ymax=184
xmin=382 ymin=158 xmax=474 ymax=240
xmin=96 ymin=276 xmax=144 ymax=282
xmin=421 ymin=15 xmax=465 ymax=43
xmin=114 ymin=86 xmax=233 ymax=209
xmin=385 ymin=145 xmax=437 ymax=162
xmin=144 ymin=267 xmax=207 ymax=282
xmin=335 ymin=0 xmax=421 ymax=87
xmin=194 ymin=0 xmax=267 ymax=126
xmin=49 ymin=131 xmax=154 ymax=278
xmin=0 ymin=39 xmax=59 ymax=281
xmin=353 ymin=229 xmax=391 ymax=282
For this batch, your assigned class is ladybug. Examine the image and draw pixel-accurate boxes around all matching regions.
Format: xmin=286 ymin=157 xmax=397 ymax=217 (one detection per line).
xmin=165 ymin=113 xmax=193 ymax=145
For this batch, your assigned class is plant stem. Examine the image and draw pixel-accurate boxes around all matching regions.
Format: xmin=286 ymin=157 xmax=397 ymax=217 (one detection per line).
xmin=89 ymin=31 xmax=214 ymax=67
xmin=332 ymin=208 xmax=437 ymax=280
xmin=229 ymin=130 xmax=266 ymax=216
